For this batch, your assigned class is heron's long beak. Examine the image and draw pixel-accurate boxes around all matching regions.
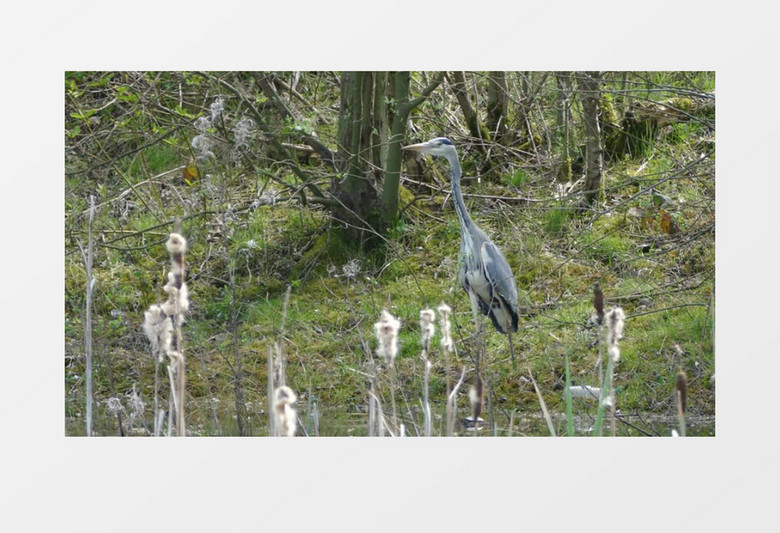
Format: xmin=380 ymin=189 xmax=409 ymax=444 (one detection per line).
xmin=401 ymin=141 xmax=429 ymax=152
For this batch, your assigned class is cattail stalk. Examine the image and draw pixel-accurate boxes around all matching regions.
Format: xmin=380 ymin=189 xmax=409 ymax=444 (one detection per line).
xmin=438 ymin=302 xmax=455 ymax=414
xmin=166 ymin=234 xmax=188 ymax=436
xmin=277 ymin=285 xmax=292 ymax=388
xmin=419 ymin=309 xmax=435 ymax=437
xmin=267 ymin=345 xmax=275 ymax=436
xmin=82 ymin=195 xmax=95 ymax=436
xmin=468 ymin=381 xmax=483 ymax=436
xmin=143 ymin=233 xmax=189 ymax=437
xmin=423 ymin=360 xmax=432 ymax=437
xmin=389 ymin=368 xmax=399 ymax=436
xmin=446 ymin=367 xmax=466 ymax=436
xmin=508 ymin=411 xmax=515 ymax=437
xmin=529 ymin=369 xmax=556 ymax=436
xmin=564 ymin=351 xmax=575 ymax=436
xmin=676 ymin=370 xmax=688 ymax=437
xmin=153 ymin=358 xmax=161 ymax=436
xmin=374 ymin=310 xmax=401 ymax=434
xmin=374 ymin=387 xmax=386 ymax=437
xmin=312 ymin=400 xmax=320 ymax=437
xmin=594 ymin=307 xmax=625 ymax=436
xmin=368 ymin=379 xmax=376 ymax=436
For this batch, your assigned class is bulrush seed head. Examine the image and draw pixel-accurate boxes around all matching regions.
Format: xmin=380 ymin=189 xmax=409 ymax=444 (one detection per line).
xmin=605 ymin=307 xmax=626 ymax=363
xmin=374 ymin=309 xmax=401 ymax=365
xmin=419 ymin=308 xmax=436 ymax=350
xmin=164 ymin=272 xmax=190 ymax=316
xmin=274 ymin=386 xmax=298 ymax=437
xmin=142 ymin=305 xmax=173 ymax=361
xmin=437 ymin=302 xmax=454 ymax=353
xmin=166 ymin=233 xmax=188 ymax=255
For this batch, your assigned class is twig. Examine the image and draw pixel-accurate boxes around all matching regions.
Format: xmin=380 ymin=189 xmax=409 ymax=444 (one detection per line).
xmin=65 ymin=123 xmax=189 ymax=176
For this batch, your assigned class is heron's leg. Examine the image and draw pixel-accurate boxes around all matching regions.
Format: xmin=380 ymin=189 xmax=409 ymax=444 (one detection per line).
xmin=508 ymin=332 xmax=517 ymax=370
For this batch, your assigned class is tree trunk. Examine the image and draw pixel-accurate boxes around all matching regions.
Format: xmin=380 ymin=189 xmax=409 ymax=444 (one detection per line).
xmin=556 ymin=72 xmax=574 ymax=181
xmin=578 ymin=71 xmax=604 ymax=206
xmin=372 ymin=71 xmax=389 ymax=175
xmin=486 ymin=71 xmax=508 ymax=144
xmin=333 ymin=72 xmax=381 ymax=245
xmin=382 ymin=72 xmax=444 ymax=230
xmin=382 ymin=71 xmax=409 ymax=232
xmin=334 ymin=72 xmax=443 ymax=239
xmin=449 ymin=72 xmax=491 ymax=143
xmin=448 ymin=71 xmax=493 ymax=176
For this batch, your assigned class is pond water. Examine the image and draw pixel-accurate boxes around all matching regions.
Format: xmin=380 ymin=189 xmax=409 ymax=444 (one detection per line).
xmin=65 ymin=399 xmax=714 ymax=437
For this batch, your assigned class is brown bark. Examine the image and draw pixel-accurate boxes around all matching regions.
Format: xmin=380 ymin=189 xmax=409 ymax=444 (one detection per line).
xmin=486 ymin=71 xmax=508 ymax=143
xmin=577 ymin=71 xmax=604 ymax=206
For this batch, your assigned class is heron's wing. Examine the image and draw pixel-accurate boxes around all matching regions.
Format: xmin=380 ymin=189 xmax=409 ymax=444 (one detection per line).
xmin=480 ymin=241 xmax=520 ymax=332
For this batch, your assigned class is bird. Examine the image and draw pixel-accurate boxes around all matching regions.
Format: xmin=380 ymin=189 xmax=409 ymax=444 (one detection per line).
xmin=402 ymin=137 xmax=520 ymax=366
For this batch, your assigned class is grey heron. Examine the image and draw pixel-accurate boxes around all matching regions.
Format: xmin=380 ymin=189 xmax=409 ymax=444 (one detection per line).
xmin=403 ymin=137 xmax=520 ymax=367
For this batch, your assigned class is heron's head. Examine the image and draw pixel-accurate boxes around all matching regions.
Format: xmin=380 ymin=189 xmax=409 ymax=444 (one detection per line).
xmin=402 ymin=137 xmax=456 ymax=158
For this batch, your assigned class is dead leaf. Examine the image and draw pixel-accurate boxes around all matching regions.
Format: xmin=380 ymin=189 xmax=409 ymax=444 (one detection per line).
xmin=183 ymin=157 xmax=199 ymax=185
xmin=659 ymin=210 xmax=679 ymax=234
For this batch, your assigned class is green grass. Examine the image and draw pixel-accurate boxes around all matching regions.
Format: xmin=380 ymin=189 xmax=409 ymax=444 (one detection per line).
xmin=544 ymin=207 xmax=570 ymax=236
xmin=508 ymin=168 xmax=529 ymax=188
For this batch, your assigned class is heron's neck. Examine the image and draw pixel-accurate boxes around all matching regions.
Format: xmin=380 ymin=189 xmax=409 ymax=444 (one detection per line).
xmin=445 ymin=151 xmax=473 ymax=234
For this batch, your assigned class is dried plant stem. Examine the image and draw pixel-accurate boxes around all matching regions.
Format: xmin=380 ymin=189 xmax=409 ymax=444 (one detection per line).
xmin=142 ymin=232 xmax=189 ymax=437
xmin=153 ymin=359 xmax=161 ymax=436
xmin=676 ymin=370 xmax=688 ymax=437
xmin=155 ymin=409 xmax=165 ymax=437
xmin=390 ymin=366 xmax=400 ymax=435
xmin=564 ymin=351 xmax=574 ymax=436
xmin=267 ymin=345 xmax=275 ymax=436
xmin=529 ymin=370 xmax=556 ymax=436
xmin=368 ymin=384 xmax=376 ymax=436
xmin=177 ymin=359 xmax=186 ymax=437
xmin=444 ymin=350 xmax=452 ymax=399
xmin=166 ymin=350 xmax=186 ymax=437
xmin=278 ymin=285 xmax=292 ymax=387
xmin=676 ymin=396 xmax=687 ymax=437
xmin=79 ymin=195 xmax=96 ymax=437
xmin=446 ymin=367 xmax=466 ymax=436
xmin=312 ymin=400 xmax=320 ymax=437
xmin=593 ymin=355 xmax=613 ymax=436
xmin=170 ymin=309 xmax=186 ymax=435
xmin=423 ymin=360 xmax=432 ymax=437
xmin=167 ymin=399 xmax=173 ymax=437
xmin=374 ymin=387 xmax=387 ymax=437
